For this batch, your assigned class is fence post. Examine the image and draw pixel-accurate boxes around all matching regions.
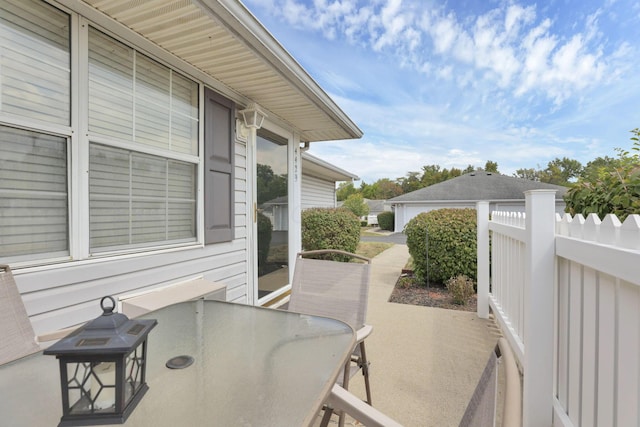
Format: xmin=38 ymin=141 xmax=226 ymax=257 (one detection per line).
xmin=476 ymin=201 xmax=490 ymax=319
xmin=523 ymin=190 xmax=556 ymax=427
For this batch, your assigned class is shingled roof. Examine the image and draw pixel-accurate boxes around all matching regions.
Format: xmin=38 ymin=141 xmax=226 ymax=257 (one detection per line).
xmin=388 ymin=171 xmax=568 ymax=202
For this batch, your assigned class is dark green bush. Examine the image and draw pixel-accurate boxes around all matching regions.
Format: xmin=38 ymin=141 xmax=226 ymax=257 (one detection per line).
xmin=301 ymin=208 xmax=360 ymax=261
xmin=377 ymin=211 xmax=394 ymax=231
xmin=361 ymin=220 xmax=369 ymax=227
xmin=404 ymin=208 xmax=477 ymax=284
xmin=257 ymin=212 xmax=272 ymax=273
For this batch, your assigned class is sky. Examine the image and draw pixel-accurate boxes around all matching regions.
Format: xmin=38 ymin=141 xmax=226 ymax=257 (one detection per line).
xmin=241 ymin=0 xmax=640 ymax=184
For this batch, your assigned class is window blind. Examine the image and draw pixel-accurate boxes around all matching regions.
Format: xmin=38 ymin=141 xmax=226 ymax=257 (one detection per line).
xmin=0 ymin=0 xmax=70 ymax=126
xmin=88 ymin=27 xmax=198 ymax=155
xmin=89 ymin=144 xmax=196 ymax=251
xmin=0 ymin=125 xmax=69 ymax=261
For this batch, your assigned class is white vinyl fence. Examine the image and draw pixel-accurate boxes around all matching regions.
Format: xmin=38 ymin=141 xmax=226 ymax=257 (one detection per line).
xmin=477 ymin=191 xmax=640 ymax=427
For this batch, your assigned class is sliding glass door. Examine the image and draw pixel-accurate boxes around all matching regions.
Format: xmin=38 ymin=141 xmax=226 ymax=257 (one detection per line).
xmin=256 ymin=131 xmax=288 ymax=300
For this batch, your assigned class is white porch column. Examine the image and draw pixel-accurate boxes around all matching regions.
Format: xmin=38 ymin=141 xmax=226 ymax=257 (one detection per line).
xmin=476 ymin=201 xmax=490 ymax=319
xmin=523 ymin=190 xmax=556 ymax=427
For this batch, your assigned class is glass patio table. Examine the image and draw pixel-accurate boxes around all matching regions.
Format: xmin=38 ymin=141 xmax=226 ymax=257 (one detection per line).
xmin=0 ymin=300 xmax=355 ymax=426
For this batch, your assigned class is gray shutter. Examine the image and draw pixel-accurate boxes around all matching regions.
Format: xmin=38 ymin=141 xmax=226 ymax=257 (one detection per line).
xmin=204 ymin=88 xmax=235 ymax=244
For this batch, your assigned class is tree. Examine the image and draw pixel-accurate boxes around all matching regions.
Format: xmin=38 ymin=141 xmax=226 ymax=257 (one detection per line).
xmin=513 ymin=168 xmax=541 ymax=181
xmin=341 ymin=193 xmax=369 ymax=218
xmin=484 ymin=160 xmax=499 ymax=173
xmin=565 ymin=128 xmax=640 ymax=221
xmin=336 ymin=181 xmax=357 ymax=201
xmin=462 ymin=164 xmax=475 ymax=174
xmin=579 ymin=156 xmax=622 ymax=182
xmin=539 ymin=157 xmax=583 ymax=186
xmin=399 ymin=171 xmax=422 ymax=193
xmin=257 ymin=163 xmax=287 ymax=204
xmin=374 ymin=178 xmax=403 ymax=199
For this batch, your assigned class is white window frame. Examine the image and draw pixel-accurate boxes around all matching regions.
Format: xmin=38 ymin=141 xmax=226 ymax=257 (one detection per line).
xmin=1 ymin=0 xmax=212 ymax=268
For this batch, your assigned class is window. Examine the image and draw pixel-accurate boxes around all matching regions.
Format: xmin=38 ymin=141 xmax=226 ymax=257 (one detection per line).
xmin=0 ymin=0 xmax=239 ymax=266
xmin=0 ymin=0 xmax=71 ymax=263
xmin=87 ymin=28 xmax=199 ymax=253
xmin=0 ymin=0 xmax=71 ymax=126
xmin=0 ymin=126 xmax=69 ymax=262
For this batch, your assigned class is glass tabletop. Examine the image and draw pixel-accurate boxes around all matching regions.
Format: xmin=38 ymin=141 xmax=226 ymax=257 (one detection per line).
xmin=0 ymin=300 xmax=355 ymax=427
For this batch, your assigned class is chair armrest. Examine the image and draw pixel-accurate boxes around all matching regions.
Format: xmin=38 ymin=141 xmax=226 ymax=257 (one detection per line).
xmin=356 ymin=324 xmax=373 ymax=343
xmin=326 ymin=384 xmax=403 ymax=427
xmin=497 ymin=337 xmax=521 ymax=427
xmin=36 ymin=325 xmax=81 ymax=347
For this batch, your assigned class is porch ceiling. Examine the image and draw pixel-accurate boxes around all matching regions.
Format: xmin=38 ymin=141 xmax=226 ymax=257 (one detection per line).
xmin=80 ymin=0 xmax=362 ymax=143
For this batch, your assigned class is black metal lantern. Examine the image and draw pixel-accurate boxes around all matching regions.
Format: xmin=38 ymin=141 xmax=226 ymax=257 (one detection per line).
xmin=44 ymin=296 xmax=157 ymax=426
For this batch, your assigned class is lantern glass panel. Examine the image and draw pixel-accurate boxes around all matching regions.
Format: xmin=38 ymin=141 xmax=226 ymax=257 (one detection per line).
xmin=125 ymin=343 xmax=146 ymax=402
xmin=65 ymin=361 xmax=117 ymax=415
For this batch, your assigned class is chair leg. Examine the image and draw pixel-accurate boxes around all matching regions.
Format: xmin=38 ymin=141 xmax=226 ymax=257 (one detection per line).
xmin=359 ymin=341 xmax=372 ymax=405
xmin=319 ymin=406 xmax=334 ymax=427
xmin=338 ymin=360 xmax=351 ymax=427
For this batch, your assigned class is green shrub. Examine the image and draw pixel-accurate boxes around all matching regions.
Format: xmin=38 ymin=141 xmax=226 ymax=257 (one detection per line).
xmin=301 ymin=208 xmax=361 ymax=261
xmin=361 ymin=220 xmax=369 ymax=227
xmin=446 ymin=275 xmax=475 ymax=305
xmin=377 ymin=211 xmax=394 ymax=231
xmin=257 ymin=212 xmax=272 ymax=273
xmin=404 ymin=208 xmax=477 ymax=284
xmin=565 ymin=129 xmax=640 ymax=221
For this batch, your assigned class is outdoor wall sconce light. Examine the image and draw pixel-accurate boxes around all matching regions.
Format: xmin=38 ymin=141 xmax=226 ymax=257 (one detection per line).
xmin=240 ymin=102 xmax=267 ymax=129
xmin=44 ymin=296 xmax=157 ymax=426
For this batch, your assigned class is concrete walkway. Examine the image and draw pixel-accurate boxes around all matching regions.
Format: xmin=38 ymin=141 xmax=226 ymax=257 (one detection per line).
xmin=322 ymin=244 xmax=501 ymax=426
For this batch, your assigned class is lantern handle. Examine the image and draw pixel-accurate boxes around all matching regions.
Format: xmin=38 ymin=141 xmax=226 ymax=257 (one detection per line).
xmin=100 ymin=296 xmax=116 ymax=315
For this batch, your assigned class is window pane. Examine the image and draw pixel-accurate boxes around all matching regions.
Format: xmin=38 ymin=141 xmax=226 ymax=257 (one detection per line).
xmin=171 ymin=73 xmax=198 ymax=154
xmin=0 ymin=125 xmax=68 ymax=261
xmin=88 ymin=28 xmax=198 ymax=155
xmin=88 ymin=28 xmax=134 ymax=141
xmin=89 ymin=144 xmax=196 ymax=251
xmin=135 ymin=54 xmax=170 ymax=149
xmin=257 ymin=133 xmax=288 ymax=300
xmin=0 ymin=0 xmax=70 ymax=125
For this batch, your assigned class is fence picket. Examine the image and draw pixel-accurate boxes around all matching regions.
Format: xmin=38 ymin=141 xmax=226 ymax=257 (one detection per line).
xmin=479 ymin=199 xmax=640 ymax=427
xmin=597 ymin=273 xmax=616 ymax=426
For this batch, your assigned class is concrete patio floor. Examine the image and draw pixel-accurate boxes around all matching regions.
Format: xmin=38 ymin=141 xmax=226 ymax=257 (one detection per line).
xmin=316 ymin=244 xmax=501 ymax=426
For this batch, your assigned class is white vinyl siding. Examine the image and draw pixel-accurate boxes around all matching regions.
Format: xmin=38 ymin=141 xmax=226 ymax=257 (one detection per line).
xmin=301 ymin=175 xmax=336 ymax=210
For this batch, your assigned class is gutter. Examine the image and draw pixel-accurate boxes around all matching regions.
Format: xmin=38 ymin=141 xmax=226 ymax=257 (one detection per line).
xmin=195 ymin=0 xmax=363 ymax=140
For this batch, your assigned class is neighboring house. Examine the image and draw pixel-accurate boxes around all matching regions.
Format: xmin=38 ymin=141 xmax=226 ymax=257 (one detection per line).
xmin=302 ymin=152 xmax=359 ymax=210
xmin=388 ymin=171 xmax=569 ymax=232
xmin=0 ymin=0 xmax=361 ymax=334
xmin=364 ymin=199 xmax=391 ymax=226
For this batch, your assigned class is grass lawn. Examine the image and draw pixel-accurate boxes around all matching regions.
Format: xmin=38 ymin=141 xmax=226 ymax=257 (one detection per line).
xmin=356 ymin=241 xmax=394 ymax=259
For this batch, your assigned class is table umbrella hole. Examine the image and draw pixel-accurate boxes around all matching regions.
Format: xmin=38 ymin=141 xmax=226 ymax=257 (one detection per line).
xmin=166 ymin=355 xmax=194 ymax=369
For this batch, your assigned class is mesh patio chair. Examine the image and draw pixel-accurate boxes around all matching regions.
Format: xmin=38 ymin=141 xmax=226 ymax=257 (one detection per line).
xmin=0 ymin=265 xmax=80 ymax=365
xmin=287 ymin=250 xmax=373 ymax=427
xmin=459 ymin=337 xmax=522 ymax=427
xmin=0 ymin=264 xmax=40 ymax=365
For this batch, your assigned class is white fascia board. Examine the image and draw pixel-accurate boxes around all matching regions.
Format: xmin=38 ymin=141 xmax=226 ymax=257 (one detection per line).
xmin=196 ymin=0 xmax=363 ymax=140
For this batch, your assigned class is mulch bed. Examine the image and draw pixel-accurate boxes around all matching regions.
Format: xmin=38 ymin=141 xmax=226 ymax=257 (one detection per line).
xmin=388 ymin=273 xmax=477 ymax=312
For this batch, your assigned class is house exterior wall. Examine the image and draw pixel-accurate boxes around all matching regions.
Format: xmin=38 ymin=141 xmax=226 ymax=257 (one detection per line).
xmin=393 ymin=200 xmax=567 ymax=232
xmin=3 ymin=0 xmax=257 ymax=334
xmin=301 ymin=174 xmax=336 ymax=210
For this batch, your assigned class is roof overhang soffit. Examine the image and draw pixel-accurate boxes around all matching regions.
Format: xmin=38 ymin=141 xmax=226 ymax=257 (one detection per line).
xmin=76 ymin=0 xmax=362 ymax=142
